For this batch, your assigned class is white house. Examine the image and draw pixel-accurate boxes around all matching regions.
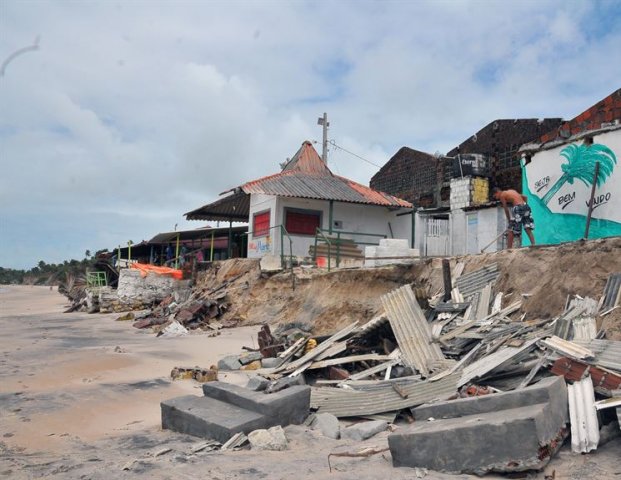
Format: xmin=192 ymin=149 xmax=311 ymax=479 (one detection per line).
xmin=185 ymin=141 xmax=413 ymax=265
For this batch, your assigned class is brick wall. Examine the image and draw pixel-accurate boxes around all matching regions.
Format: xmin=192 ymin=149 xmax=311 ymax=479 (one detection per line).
xmin=540 ymin=88 xmax=621 ymax=143
xmin=370 ymin=147 xmax=440 ymax=206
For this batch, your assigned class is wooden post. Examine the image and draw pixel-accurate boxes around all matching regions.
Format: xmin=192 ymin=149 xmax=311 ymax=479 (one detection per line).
xmin=442 ymin=258 xmax=452 ymax=302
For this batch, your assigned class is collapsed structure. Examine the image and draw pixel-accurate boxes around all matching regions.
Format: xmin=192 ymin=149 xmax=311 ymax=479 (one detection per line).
xmin=159 ymin=259 xmax=621 ymax=475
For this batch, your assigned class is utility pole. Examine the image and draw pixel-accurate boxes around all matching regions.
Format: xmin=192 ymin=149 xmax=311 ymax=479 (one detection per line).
xmin=317 ymin=112 xmax=329 ymax=164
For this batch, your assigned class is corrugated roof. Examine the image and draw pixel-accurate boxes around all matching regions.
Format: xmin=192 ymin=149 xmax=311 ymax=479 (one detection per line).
xmin=240 ymin=142 xmax=412 ymax=208
xmin=459 ymin=338 xmax=539 ymax=387
xmin=568 ymin=376 xmax=600 ymax=453
xmin=381 ymin=285 xmax=445 ymax=375
xmin=572 ymin=339 xmax=621 ymax=372
xmin=310 ymin=373 xmax=458 ymax=417
xmin=455 ymin=264 xmax=499 ymax=297
xmin=185 ymin=190 xmax=250 ymax=222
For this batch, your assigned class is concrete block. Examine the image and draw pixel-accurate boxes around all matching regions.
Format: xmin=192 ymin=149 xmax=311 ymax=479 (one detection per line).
xmin=261 ymin=357 xmax=284 ymax=369
xmin=342 ymin=420 xmax=387 ymax=441
xmin=161 ymin=395 xmax=272 ymax=443
xmin=265 ymin=373 xmax=306 ymax=393
xmin=313 ymin=412 xmax=340 ymax=439
xmin=202 ymin=381 xmax=310 ymax=425
xmin=217 ymin=354 xmax=242 ymax=371
xmin=246 ymin=376 xmax=270 ymax=391
xmin=248 ymin=425 xmax=288 ymax=451
xmin=389 ymin=402 xmax=567 ymax=474
xmin=239 ymin=351 xmax=263 ymax=365
xmin=413 ymin=376 xmax=568 ymax=428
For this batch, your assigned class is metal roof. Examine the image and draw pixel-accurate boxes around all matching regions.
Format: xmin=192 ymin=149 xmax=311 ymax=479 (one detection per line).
xmin=572 ymin=339 xmax=621 ymax=372
xmin=187 ymin=142 xmax=411 ymax=222
xmin=568 ymin=376 xmax=600 ymax=453
xmin=455 ymin=264 xmax=499 ymax=298
xmin=602 ymin=273 xmax=621 ymax=310
xmin=185 ymin=191 xmax=250 ymax=222
xmin=381 ymin=285 xmax=445 ymax=375
xmin=310 ymin=373 xmax=458 ymax=417
xmin=149 ymin=226 xmax=247 ymax=244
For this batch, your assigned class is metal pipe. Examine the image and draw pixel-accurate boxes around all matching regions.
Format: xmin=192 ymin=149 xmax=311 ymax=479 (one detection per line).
xmin=328 ymin=200 xmax=334 ymax=234
xmin=175 ymin=234 xmax=180 ymax=269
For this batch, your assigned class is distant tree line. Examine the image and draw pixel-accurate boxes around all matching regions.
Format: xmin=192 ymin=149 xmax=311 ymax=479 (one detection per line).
xmin=0 ymin=250 xmax=102 ymax=285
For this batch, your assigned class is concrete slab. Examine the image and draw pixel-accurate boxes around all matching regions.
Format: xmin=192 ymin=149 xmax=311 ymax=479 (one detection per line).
xmin=161 ymin=395 xmax=272 ymax=443
xmin=202 ymin=381 xmax=310 ymax=425
xmin=413 ymin=376 xmax=568 ymax=428
xmin=389 ymin=402 xmax=567 ymax=474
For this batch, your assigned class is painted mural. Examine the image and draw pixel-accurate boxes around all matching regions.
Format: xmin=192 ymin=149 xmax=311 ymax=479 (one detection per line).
xmin=248 ymin=235 xmax=272 ymax=255
xmin=522 ymin=130 xmax=621 ymax=245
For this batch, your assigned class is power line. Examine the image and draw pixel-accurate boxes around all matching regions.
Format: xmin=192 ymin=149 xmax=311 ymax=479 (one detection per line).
xmin=328 ymin=140 xmax=382 ymax=168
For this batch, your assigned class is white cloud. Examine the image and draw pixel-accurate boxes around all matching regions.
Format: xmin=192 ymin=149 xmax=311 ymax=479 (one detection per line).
xmin=0 ymin=0 xmax=619 ymax=268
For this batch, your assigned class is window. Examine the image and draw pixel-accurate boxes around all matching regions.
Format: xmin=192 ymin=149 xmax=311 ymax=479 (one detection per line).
xmin=285 ymin=209 xmax=321 ymax=236
xmin=253 ymin=210 xmax=270 ymax=237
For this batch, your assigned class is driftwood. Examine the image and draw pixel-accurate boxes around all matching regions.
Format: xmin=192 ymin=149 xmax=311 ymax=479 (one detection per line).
xmin=328 ymin=446 xmax=390 ymax=472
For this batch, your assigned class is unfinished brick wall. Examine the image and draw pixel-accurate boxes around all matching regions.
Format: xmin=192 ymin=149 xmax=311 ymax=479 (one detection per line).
xmin=447 ymin=118 xmax=563 ymax=192
xmin=370 ymin=147 xmax=440 ymax=206
xmin=540 ymin=88 xmax=621 ymax=143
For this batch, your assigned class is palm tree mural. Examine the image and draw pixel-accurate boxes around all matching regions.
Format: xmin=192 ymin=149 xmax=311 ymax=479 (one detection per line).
xmin=542 ymin=143 xmax=617 ymax=205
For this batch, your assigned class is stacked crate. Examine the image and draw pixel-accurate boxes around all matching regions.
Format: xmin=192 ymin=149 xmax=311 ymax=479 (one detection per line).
xmin=450 ymin=176 xmax=489 ymax=209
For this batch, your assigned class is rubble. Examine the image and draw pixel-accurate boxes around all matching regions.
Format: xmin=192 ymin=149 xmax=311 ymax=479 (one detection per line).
xmin=248 ymin=426 xmax=288 ymax=451
xmin=113 ymin=252 xmax=618 ymax=476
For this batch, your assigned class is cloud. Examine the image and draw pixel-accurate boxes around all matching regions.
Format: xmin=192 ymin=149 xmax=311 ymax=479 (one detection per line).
xmin=0 ymin=0 xmax=620 ymax=268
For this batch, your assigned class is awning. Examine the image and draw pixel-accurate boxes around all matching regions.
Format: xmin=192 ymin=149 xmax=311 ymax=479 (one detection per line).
xmin=184 ymin=191 xmax=250 ymax=222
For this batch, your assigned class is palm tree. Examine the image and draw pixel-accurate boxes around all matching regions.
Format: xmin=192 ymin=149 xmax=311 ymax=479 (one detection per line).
xmin=542 ymin=143 xmax=617 ymax=205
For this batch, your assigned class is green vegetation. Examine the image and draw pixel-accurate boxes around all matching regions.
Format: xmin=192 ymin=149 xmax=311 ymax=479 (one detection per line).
xmin=0 ymin=251 xmax=100 ymax=285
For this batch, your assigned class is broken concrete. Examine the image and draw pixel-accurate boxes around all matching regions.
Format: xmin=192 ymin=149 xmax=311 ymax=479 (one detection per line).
xmin=389 ymin=402 xmax=567 ymax=474
xmin=161 ymin=395 xmax=271 ymax=443
xmin=413 ymin=376 xmax=568 ymax=426
xmin=390 ymin=377 xmax=569 ymax=474
xmin=162 ymin=381 xmax=310 ymax=442
xmin=217 ymin=354 xmax=242 ymax=371
xmin=246 ymin=376 xmax=270 ymax=392
xmin=341 ymin=420 xmax=387 ymax=441
xmin=312 ymin=413 xmax=340 ymax=439
xmin=202 ymin=381 xmax=310 ymax=425
xmin=248 ymin=425 xmax=288 ymax=451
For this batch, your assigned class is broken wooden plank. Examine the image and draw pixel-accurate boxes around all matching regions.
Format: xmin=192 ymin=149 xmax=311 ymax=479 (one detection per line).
xmin=275 ymin=321 xmax=359 ymax=374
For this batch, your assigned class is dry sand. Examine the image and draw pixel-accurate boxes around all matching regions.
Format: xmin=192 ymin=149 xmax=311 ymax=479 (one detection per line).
xmin=1 ymin=285 xmax=619 ymax=479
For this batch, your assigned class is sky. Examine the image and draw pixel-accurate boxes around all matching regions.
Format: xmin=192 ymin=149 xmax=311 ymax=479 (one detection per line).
xmin=1 ymin=0 xmax=620 ymax=269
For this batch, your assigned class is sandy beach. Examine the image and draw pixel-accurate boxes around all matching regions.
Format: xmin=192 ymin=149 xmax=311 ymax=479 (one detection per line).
xmin=1 ymin=286 xmax=619 ymax=480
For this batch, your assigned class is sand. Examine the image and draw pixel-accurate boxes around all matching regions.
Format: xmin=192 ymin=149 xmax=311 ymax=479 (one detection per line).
xmin=1 ymin=285 xmax=620 ymax=479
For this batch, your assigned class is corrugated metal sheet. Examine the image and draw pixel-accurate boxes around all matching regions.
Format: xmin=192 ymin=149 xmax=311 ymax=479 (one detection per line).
xmin=185 ymin=191 xmax=250 ymax=221
xmin=571 ymin=317 xmax=597 ymax=342
xmin=459 ymin=337 xmax=540 ymax=387
xmin=602 ymin=273 xmax=621 ymax=310
xmin=381 ymin=285 xmax=445 ymax=375
xmin=455 ymin=264 xmax=499 ymax=297
xmin=540 ymin=336 xmax=594 ymax=360
xmin=571 ymin=339 xmax=621 ymax=372
xmin=551 ymin=357 xmax=621 ymax=393
xmin=567 ymin=375 xmax=600 ymax=453
xmin=310 ymin=373 xmax=458 ymax=417
xmin=241 ymin=142 xmax=411 ymax=208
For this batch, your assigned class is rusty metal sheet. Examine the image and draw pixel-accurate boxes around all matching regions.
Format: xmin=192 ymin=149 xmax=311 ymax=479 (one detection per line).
xmin=240 ymin=142 xmax=411 ymax=208
xmin=381 ymin=285 xmax=445 ymax=375
xmin=310 ymin=373 xmax=458 ymax=417
xmin=572 ymin=339 xmax=621 ymax=372
xmin=551 ymin=357 xmax=621 ymax=394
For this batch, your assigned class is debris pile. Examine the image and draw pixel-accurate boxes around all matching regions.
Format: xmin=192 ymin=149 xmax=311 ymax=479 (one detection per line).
xmin=209 ymin=263 xmax=621 ymax=474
